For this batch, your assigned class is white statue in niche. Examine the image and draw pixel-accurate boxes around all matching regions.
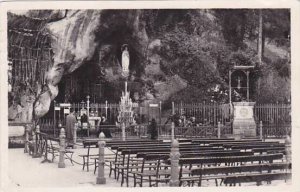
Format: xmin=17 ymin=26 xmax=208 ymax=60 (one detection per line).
xmin=121 ymin=44 xmax=130 ymax=77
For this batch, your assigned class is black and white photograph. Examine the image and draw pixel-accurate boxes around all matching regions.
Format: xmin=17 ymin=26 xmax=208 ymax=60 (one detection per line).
xmin=0 ymin=0 xmax=299 ymax=190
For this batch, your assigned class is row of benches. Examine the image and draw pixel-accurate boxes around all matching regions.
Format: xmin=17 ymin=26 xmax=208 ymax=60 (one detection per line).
xmin=83 ymin=138 xmax=290 ymax=187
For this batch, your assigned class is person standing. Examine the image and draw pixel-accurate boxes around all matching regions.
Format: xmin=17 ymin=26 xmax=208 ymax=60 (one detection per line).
xmin=65 ymin=109 xmax=77 ymax=143
xmin=81 ymin=112 xmax=88 ymax=136
xmin=149 ymin=118 xmax=158 ymax=140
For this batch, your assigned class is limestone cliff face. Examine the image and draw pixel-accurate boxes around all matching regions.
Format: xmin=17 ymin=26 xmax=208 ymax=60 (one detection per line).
xmin=33 ymin=10 xmax=102 ymax=118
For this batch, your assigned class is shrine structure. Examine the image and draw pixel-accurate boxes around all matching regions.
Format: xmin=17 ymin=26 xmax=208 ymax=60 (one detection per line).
xmin=229 ymin=65 xmax=256 ymax=138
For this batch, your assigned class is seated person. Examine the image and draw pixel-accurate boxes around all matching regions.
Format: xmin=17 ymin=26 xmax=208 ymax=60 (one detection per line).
xmin=97 ymin=116 xmax=112 ymax=138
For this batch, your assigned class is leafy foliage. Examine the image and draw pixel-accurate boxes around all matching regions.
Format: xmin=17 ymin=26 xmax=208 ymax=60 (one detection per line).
xmin=143 ymin=9 xmax=290 ymax=103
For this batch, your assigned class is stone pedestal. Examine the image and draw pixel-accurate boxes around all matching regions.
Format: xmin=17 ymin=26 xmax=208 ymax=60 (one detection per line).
xmin=232 ymin=102 xmax=256 ymax=138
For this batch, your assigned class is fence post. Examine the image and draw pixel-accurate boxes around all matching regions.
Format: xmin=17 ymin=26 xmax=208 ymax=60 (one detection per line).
xmin=217 ymin=121 xmax=221 ymax=139
xmin=73 ymin=123 xmax=77 ymax=149
xmin=171 ymin=122 xmax=175 ymax=142
xmin=58 ymin=128 xmax=66 ymax=168
xmin=96 ymin=132 xmax=106 ymax=184
xmin=122 ymin=122 xmax=126 ymax=141
xmin=169 ymin=139 xmax=180 ymax=187
xmin=285 ymin=135 xmax=291 ymax=164
xmin=24 ymin=125 xmax=30 ymax=153
xmin=259 ymin=121 xmax=263 ymax=140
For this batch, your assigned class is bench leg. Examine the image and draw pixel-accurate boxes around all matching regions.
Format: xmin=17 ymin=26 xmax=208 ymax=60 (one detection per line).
xmin=69 ymin=153 xmax=74 ymax=166
xmin=117 ymin=169 xmax=121 ymax=181
xmin=87 ymin=158 xmax=89 ymax=172
xmin=51 ymin=152 xmax=55 ymax=162
xmin=82 ymin=158 xmax=86 ymax=170
xmin=94 ymin=159 xmax=97 ymax=174
xmin=220 ymin=178 xmax=224 ymax=186
xmin=133 ymin=174 xmax=137 ymax=187
xmin=126 ymin=170 xmax=129 ymax=187
xmin=121 ymin=169 xmax=125 ymax=186
xmin=198 ymin=178 xmax=202 ymax=187
xmin=114 ymin=164 xmax=117 ymax=179
xmin=140 ymin=176 xmax=143 ymax=187
xmin=109 ymin=162 xmax=113 ymax=177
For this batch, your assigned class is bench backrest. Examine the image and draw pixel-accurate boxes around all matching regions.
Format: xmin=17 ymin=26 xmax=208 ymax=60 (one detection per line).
xmin=136 ymin=149 xmax=245 ymax=158
xmin=192 ymin=139 xmax=262 ymax=144
xmin=230 ymin=144 xmax=285 ymax=150
xmin=177 ymin=153 xmax=284 ymax=165
xmin=118 ymin=145 xmax=220 ymax=150
xmin=138 ymin=151 xmax=255 ymax=160
xmin=223 ymin=172 xmax=291 ymax=185
xmin=191 ymin=162 xmax=291 ymax=176
xmin=120 ymin=146 xmax=223 ymax=155
xmin=210 ymin=141 xmax=280 ymax=147
xmin=252 ymin=147 xmax=286 ymax=154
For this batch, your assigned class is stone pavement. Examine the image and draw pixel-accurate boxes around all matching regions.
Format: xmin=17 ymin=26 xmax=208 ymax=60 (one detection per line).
xmin=7 ymin=147 xmax=117 ymax=187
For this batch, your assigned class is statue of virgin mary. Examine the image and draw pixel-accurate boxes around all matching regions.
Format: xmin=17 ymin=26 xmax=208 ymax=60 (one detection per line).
xmin=121 ymin=44 xmax=130 ymax=77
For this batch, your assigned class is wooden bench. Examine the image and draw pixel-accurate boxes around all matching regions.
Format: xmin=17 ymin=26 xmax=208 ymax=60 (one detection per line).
xmin=78 ymin=141 xmax=100 ymax=171
xmin=37 ymin=133 xmax=74 ymax=165
xmin=190 ymin=162 xmax=291 ymax=186
xmin=106 ymin=139 xmax=165 ymax=147
xmin=108 ymin=143 xmax=207 ymax=178
xmin=115 ymin=148 xmax=252 ymax=187
xmin=252 ymin=147 xmax=286 ymax=154
xmin=114 ymin=146 xmax=226 ymax=187
xmin=47 ymin=136 xmax=74 ymax=165
xmin=132 ymin=151 xmax=255 ymax=187
xmin=223 ymin=172 xmax=291 ymax=186
xmin=83 ymin=139 xmax=165 ymax=148
xmin=192 ymin=139 xmax=262 ymax=145
xmin=163 ymin=153 xmax=285 ymax=186
xmin=229 ymin=144 xmax=285 ymax=151
xmin=132 ymin=152 xmax=285 ymax=187
xmin=209 ymin=141 xmax=280 ymax=147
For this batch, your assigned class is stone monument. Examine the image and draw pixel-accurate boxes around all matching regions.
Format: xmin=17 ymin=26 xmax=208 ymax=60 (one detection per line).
xmin=232 ymin=102 xmax=256 ymax=138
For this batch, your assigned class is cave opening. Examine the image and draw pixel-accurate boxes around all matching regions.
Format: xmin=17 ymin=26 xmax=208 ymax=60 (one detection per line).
xmin=40 ymin=21 xmax=148 ymax=119
xmin=55 ymin=39 xmax=144 ymax=105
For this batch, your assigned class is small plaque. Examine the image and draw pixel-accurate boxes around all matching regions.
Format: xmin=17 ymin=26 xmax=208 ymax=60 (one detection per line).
xmin=64 ymin=108 xmax=70 ymax=114
xmin=60 ymin=103 xmax=71 ymax=107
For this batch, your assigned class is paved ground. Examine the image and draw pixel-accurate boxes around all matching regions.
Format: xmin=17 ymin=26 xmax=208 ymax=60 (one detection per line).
xmin=6 ymin=139 xmax=292 ymax=188
xmin=7 ymin=147 xmax=117 ymax=188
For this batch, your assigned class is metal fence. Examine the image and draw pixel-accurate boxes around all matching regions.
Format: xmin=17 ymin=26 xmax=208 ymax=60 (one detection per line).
xmin=173 ymin=102 xmax=291 ymax=138
xmin=254 ymin=103 xmax=291 ymax=138
xmin=254 ymin=103 xmax=291 ymax=125
xmin=173 ymin=102 xmax=231 ymax=126
xmin=40 ymin=102 xmax=291 ymax=139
